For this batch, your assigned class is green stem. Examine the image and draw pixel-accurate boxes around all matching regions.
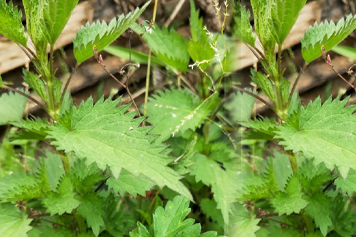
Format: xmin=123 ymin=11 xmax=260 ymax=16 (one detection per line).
xmin=47 ymin=45 xmax=56 ymax=121
xmin=60 ymin=63 xmax=80 ymax=106
xmin=288 ymin=62 xmax=308 ymax=105
xmin=275 ymin=45 xmax=285 ymax=120
xmin=288 ymin=151 xmax=298 ymax=173
xmin=60 ymin=152 xmax=71 ymax=173
xmin=301 ymin=210 xmax=314 ymax=233
xmin=74 ymin=210 xmax=86 ymax=233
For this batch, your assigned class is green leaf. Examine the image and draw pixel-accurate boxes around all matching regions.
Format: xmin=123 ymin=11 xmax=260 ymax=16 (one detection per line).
xmin=224 ymin=90 xmax=256 ymax=123
xmin=0 ymin=174 xmax=42 ymax=202
xmin=43 ymin=0 xmax=79 ymax=44
xmin=227 ymin=203 xmax=260 ymax=237
xmin=0 ymin=0 xmax=28 ymax=46
xmin=270 ymin=176 xmax=308 ymax=215
xmin=48 ymin=96 xmax=192 ymax=201
xmin=70 ymin=160 xmax=104 ymax=194
xmin=0 ymin=203 xmax=32 ymax=237
xmin=187 ymin=0 xmax=214 ymax=70
xmin=250 ymin=69 xmax=275 ymax=104
xmin=145 ymin=89 xmax=217 ymax=143
xmin=0 ymin=91 xmax=28 ymax=125
xmin=0 ymin=74 xmax=3 ymax=87
xmin=304 ymin=193 xmax=332 ymax=236
xmin=330 ymin=194 xmax=354 ymax=236
xmin=270 ymin=0 xmax=307 ymax=45
xmin=130 ymin=222 xmax=151 ymax=237
xmin=23 ymin=70 xmax=47 ymax=102
xmin=271 ymin=151 xmax=293 ymax=191
xmin=23 ymin=0 xmax=48 ymax=62
xmin=73 ymin=1 xmax=150 ymax=63
xmin=241 ymin=117 xmax=278 ymax=140
xmin=232 ymin=1 xmax=256 ymax=46
xmin=153 ymin=196 xmax=194 ymax=237
xmin=42 ymin=175 xmax=81 ymax=215
xmin=77 ymin=193 xmax=105 ymax=236
xmin=43 ymin=151 xmax=65 ymax=191
xmin=107 ymin=169 xmax=155 ymax=197
xmin=332 ymin=45 xmax=356 ymax=60
xmin=276 ymin=97 xmax=356 ymax=178
xmin=104 ymin=45 xmax=164 ymax=66
xmin=11 ymin=118 xmax=50 ymax=141
xmin=298 ymin=159 xmax=332 ymax=193
xmin=301 ymin=14 xmax=356 ymax=63
xmin=190 ymin=153 xmax=238 ymax=224
xmin=133 ymin=23 xmax=190 ymax=72
xmin=200 ymin=199 xmax=224 ymax=228
xmin=335 ymin=169 xmax=356 ymax=195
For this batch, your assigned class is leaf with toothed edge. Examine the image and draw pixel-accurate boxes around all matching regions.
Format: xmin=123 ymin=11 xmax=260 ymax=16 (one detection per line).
xmin=275 ymin=96 xmax=356 ymax=179
xmin=301 ymin=14 xmax=356 ymax=63
xmin=47 ymin=96 xmax=192 ymax=201
xmin=73 ymin=1 xmax=151 ymax=63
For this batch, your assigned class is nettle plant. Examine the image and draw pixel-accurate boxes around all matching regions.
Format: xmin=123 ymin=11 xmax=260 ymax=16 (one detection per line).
xmin=0 ymin=0 xmax=230 ymax=236
xmin=232 ymin=0 xmax=356 ymax=236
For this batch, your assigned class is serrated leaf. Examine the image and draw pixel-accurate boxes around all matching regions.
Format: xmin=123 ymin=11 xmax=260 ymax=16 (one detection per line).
xmin=304 ymin=193 xmax=332 ymax=236
xmin=190 ymin=154 xmax=238 ymax=224
xmin=251 ymin=69 xmax=276 ymax=104
xmin=0 ymin=0 xmax=28 ymax=46
xmin=70 ymin=160 xmax=104 ymax=193
xmin=335 ymin=169 xmax=356 ymax=196
xmin=11 ymin=118 xmax=50 ymax=141
xmin=0 ymin=173 xmax=42 ymax=202
xmin=130 ymin=222 xmax=151 ymax=237
xmin=145 ymin=89 xmax=217 ymax=143
xmin=270 ymin=176 xmax=308 ymax=215
xmin=330 ymin=194 xmax=354 ymax=236
xmin=73 ymin=1 xmax=150 ymax=63
xmin=153 ymin=195 xmax=194 ymax=237
xmin=43 ymin=151 xmax=65 ymax=191
xmin=241 ymin=117 xmax=278 ymax=140
xmin=224 ymin=89 xmax=256 ymax=123
xmin=0 ymin=203 xmax=32 ymax=237
xmin=23 ymin=0 xmax=48 ymax=62
xmin=42 ymin=175 xmax=81 ymax=215
xmin=107 ymin=169 xmax=155 ymax=197
xmin=227 ymin=202 xmax=260 ymax=237
xmin=276 ymin=97 xmax=356 ymax=178
xmin=43 ymin=0 xmax=79 ymax=44
xmin=200 ymin=199 xmax=224 ymax=228
xmin=270 ymin=0 xmax=307 ymax=45
xmin=48 ymin=96 xmax=192 ymax=201
xmin=0 ymin=91 xmax=28 ymax=125
xmin=271 ymin=151 xmax=293 ymax=191
xmin=301 ymin=14 xmax=356 ymax=63
xmin=77 ymin=193 xmax=105 ymax=236
xmin=187 ymin=0 xmax=214 ymax=70
xmin=232 ymin=1 xmax=256 ymax=46
xmin=133 ymin=23 xmax=189 ymax=72
xmin=23 ymin=70 xmax=47 ymax=102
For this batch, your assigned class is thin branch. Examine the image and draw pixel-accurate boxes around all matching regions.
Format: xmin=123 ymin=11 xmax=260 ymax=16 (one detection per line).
xmin=60 ymin=63 xmax=80 ymax=105
xmin=232 ymin=85 xmax=277 ymax=114
xmin=2 ymin=85 xmax=47 ymax=112
xmin=164 ymin=0 xmax=185 ymax=27
xmin=288 ymin=62 xmax=308 ymax=104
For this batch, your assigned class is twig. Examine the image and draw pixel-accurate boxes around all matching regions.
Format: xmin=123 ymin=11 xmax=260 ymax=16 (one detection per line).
xmin=60 ymin=63 xmax=80 ymax=105
xmin=164 ymin=0 xmax=185 ymax=27
xmin=321 ymin=45 xmax=356 ymax=92
xmin=2 ymin=85 xmax=47 ymax=112
xmin=288 ymin=62 xmax=308 ymax=105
